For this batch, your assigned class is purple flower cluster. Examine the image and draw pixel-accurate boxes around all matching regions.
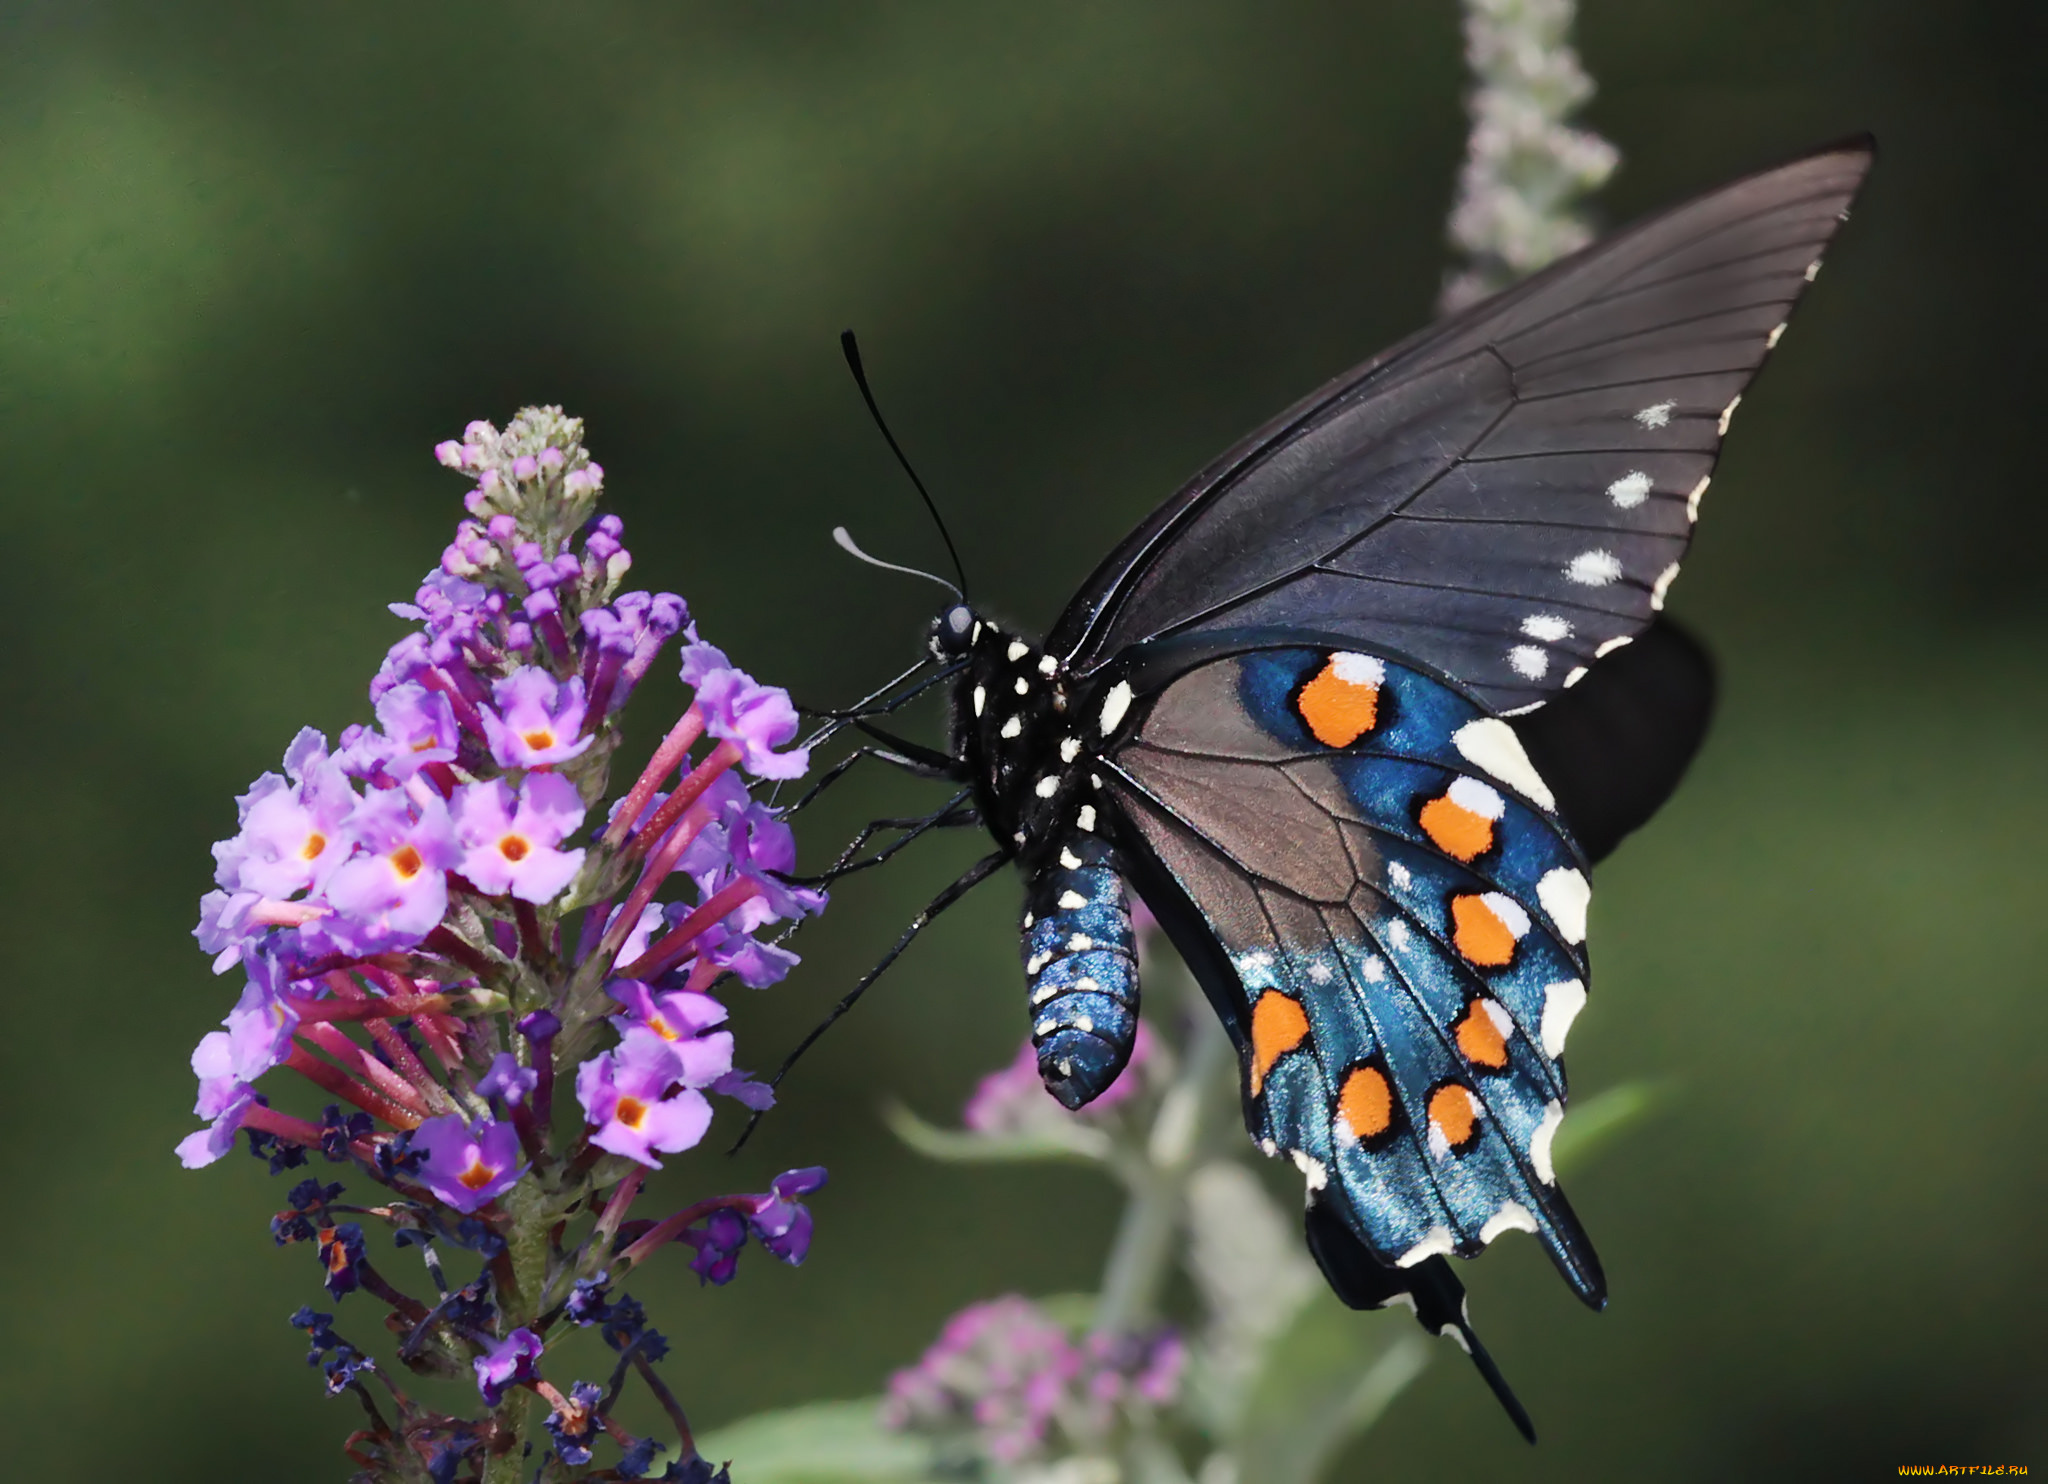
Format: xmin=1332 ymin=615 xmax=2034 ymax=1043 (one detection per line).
xmin=881 ymin=1296 xmax=1184 ymax=1466
xmin=177 ymin=408 xmax=829 ymax=1481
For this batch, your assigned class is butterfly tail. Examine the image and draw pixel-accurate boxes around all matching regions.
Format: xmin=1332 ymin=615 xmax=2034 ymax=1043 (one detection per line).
xmin=1304 ymin=1196 xmax=1538 ymax=1445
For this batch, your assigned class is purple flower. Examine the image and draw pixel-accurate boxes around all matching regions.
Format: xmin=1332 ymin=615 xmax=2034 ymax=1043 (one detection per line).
xmin=750 ymin=1166 xmax=827 ymax=1265
xmin=606 ymin=982 xmax=733 ymax=1088
xmin=692 ymin=665 xmax=808 ymax=779
xmin=473 ymin=1327 xmax=544 ymax=1406
xmin=480 ymin=666 xmax=594 ymax=769
xmin=451 ymin=773 xmax=587 ymax=903
xmin=544 ymin=1380 xmax=604 ymax=1465
xmin=175 ymin=1082 xmax=260 ymax=1169
xmin=412 ymin=1114 xmax=528 ymax=1213
xmin=322 ymin=787 xmax=459 ymax=952
xmin=683 ymin=1208 xmax=747 ymax=1286
xmin=574 ymin=1031 xmax=713 ymax=1168
xmin=369 ymin=682 xmax=461 ymax=780
xmin=213 ymin=729 xmax=357 ymax=900
xmin=316 ymin=1222 xmax=367 ymax=1297
xmin=476 ymin=1052 xmax=538 ymax=1109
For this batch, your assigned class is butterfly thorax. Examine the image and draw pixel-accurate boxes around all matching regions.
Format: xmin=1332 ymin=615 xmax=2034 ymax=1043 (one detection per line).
xmin=935 ymin=606 xmax=1140 ymax=1108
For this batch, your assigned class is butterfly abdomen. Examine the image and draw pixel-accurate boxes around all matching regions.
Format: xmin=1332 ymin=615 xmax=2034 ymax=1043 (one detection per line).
xmin=1022 ymin=831 xmax=1138 ymax=1109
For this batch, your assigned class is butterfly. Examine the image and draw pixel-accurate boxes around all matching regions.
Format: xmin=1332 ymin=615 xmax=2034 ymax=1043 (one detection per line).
xmin=804 ymin=137 xmax=1873 ymax=1440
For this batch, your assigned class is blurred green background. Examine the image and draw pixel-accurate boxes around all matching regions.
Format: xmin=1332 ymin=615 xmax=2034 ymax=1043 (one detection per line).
xmin=3 ymin=1 xmax=2042 ymax=1477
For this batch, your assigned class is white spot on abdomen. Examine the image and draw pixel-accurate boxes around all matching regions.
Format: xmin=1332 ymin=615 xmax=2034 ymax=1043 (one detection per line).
xmin=1451 ymin=718 xmax=1557 ymax=812
xmin=1057 ymin=890 xmax=1088 ymax=910
xmin=1606 ymin=470 xmax=1651 ymax=508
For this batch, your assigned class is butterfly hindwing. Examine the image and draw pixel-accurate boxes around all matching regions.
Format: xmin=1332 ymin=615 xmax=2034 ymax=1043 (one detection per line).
xmin=1048 ymin=140 xmax=1873 ymax=713
xmin=1099 ymin=643 xmax=1604 ymax=1302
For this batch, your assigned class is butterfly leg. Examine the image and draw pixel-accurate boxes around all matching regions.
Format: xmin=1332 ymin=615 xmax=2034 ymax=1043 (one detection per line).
xmin=780 ymin=741 xmax=962 ymax=820
xmin=731 ymin=848 xmax=1012 ymax=1152
xmin=1303 ymin=1196 xmax=1536 ymax=1443
xmin=794 ymin=787 xmax=981 ymax=887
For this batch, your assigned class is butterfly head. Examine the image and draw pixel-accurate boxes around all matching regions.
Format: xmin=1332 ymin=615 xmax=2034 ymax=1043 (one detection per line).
xmin=927 ymin=602 xmax=978 ymax=660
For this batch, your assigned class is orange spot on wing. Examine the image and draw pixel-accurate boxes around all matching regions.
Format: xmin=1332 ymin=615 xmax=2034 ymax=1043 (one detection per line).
xmin=1249 ymin=991 xmax=1310 ymax=1096
xmin=1450 ymin=894 xmax=1517 ymax=967
xmin=1337 ymin=1065 xmax=1393 ymax=1142
xmin=1428 ymin=1083 xmax=1479 ymax=1149
xmin=1419 ymin=797 xmax=1494 ymax=861
xmin=1297 ymin=661 xmax=1379 ymax=747
xmin=1454 ymin=1000 xmax=1510 ymax=1069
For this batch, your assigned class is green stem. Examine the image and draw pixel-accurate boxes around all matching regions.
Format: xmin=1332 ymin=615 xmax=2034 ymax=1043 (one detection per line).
xmin=1093 ymin=957 xmax=1231 ymax=1336
xmin=483 ymin=1176 xmax=556 ymax=1482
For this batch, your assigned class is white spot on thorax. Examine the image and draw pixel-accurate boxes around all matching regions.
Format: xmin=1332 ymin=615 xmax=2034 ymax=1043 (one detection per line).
xmin=1035 ymin=774 xmax=1060 ymax=799
xmin=1014 ymin=676 xmax=1030 ymax=696
xmin=1057 ymin=890 xmax=1088 ymax=910
xmin=1536 ymin=866 xmax=1591 ymax=944
xmin=1451 ymin=718 xmax=1556 ymax=812
xmin=1566 ymin=549 xmax=1622 ymax=587
xmin=1058 ymin=847 xmax=1082 ymax=869
xmin=1059 ymin=737 xmax=1081 ymax=762
xmin=1651 ymin=562 xmax=1681 ymax=610
xmin=1539 ymin=980 xmax=1587 ymax=1059
xmin=1606 ymin=470 xmax=1651 ymax=508
xmin=971 ymin=685 xmax=985 ymax=717
xmin=1593 ymin=635 xmax=1632 ymax=659
xmin=1717 ymin=395 xmax=1742 ymax=437
xmin=1521 ymin=614 xmax=1571 ymax=642
xmin=1006 ymin=640 xmax=1029 ymax=662
xmin=1508 ymin=644 xmax=1548 ymax=680
xmin=1037 ymin=654 xmax=1058 ymax=677
xmin=1098 ymin=681 xmax=1133 ymax=736
xmin=1076 ymin=805 xmax=1097 ymax=832
xmin=1000 ymin=715 xmax=1022 ymax=739
xmin=1634 ymin=400 xmax=1675 ymax=429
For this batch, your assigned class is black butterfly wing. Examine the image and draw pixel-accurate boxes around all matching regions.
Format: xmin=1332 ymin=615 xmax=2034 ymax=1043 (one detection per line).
xmin=1099 ymin=642 xmax=1606 ymax=1303
xmin=1048 ymin=139 xmax=1873 ymax=714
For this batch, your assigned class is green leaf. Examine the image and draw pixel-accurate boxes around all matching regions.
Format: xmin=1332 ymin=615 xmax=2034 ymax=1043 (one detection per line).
xmin=693 ymin=1399 xmax=934 ymax=1484
xmin=882 ymin=1099 xmax=1115 ymax=1165
xmin=1551 ymin=1079 xmax=1669 ymax=1176
xmin=1224 ymin=1292 xmax=1432 ymax=1484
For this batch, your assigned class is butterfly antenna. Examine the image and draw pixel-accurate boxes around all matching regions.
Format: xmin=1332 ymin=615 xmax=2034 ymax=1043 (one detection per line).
xmin=832 ymin=525 xmax=961 ymax=600
xmin=840 ymin=328 xmax=970 ymax=599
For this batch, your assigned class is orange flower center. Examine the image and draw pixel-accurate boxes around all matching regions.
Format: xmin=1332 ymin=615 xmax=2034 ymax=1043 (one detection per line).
xmin=615 ymin=1096 xmax=648 ymax=1129
xmin=458 ymin=1157 xmax=497 ymax=1191
xmin=498 ymin=834 xmax=531 ymax=862
xmin=522 ymin=728 xmax=556 ymax=751
xmin=390 ymin=844 xmax=424 ymax=879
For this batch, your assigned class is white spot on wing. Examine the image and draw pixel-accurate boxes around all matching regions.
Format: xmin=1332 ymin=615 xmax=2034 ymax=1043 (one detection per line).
xmin=1291 ymin=1148 xmax=1329 ymax=1191
xmin=1606 ymin=470 xmax=1651 ymax=508
xmin=1531 ymin=1100 xmax=1565 ymax=1184
xmin=1508 ymin=644 xmax=1548 ymax=680
xmin=1563 ymin=666 xmax=1588 ymax=687
xmin=1362 ymin=956 xmax=1386 ymax=982
xmin=1651 ymin=562 xmax=1681 ymax=611
xmin=1687 ymin=475 xmax=1711 ymax=521
xmin=1329 ymin=652 xmax=1385 ymax=686
xmin=1451 ymin=718 xmax=1557 ymax=812
xmin=1767 ymin=322 xmax=1787 ymax=349
xmin=1593 ymin=635 xmax=1632 ymax=659
xmin=1438 ymin=1323 xmax=1473 ymax=1354
xmin=1386 ymin=920 xmax=1411 ymax=950
xmin=1566 ymin=549 xmax=1622 ymax=587
xmin=1480 ymin=1201 xmax=1537 ymax=1244
xmin=1397 ymin=1225 xmax=1457 ymax=1266
xmin=1477 ymin=891 xmax=1530 ymax=940
xmin=1098 ymin=681 xmax=1133 ymax=736
xmin=1805 ymin=258 xmax=1822 ymax=282
xmin=1447 ymin=777 xmax=1504 ymax=818
xmin=1540 ymin=980 xmax=1587 ymax=1059
xmin=1521 ymin=614 xmax=1571 ymax=643
xmin=1307 ymin=961 xmax=1333 ymax=985
xmin=1717 ymin=395 xmax=1742 ymax=437
xmin=1634 ymin=400 xmax=1675 ymax=429
xmin=1537 ymin=867 xmax=1591 ymax=944
xmin=1388 ymin=861 xmax=1412 ymax=890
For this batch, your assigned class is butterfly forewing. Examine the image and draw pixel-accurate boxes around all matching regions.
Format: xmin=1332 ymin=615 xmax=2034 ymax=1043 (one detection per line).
xmin=1049 ymin=140 xmax=1873 ymax=713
